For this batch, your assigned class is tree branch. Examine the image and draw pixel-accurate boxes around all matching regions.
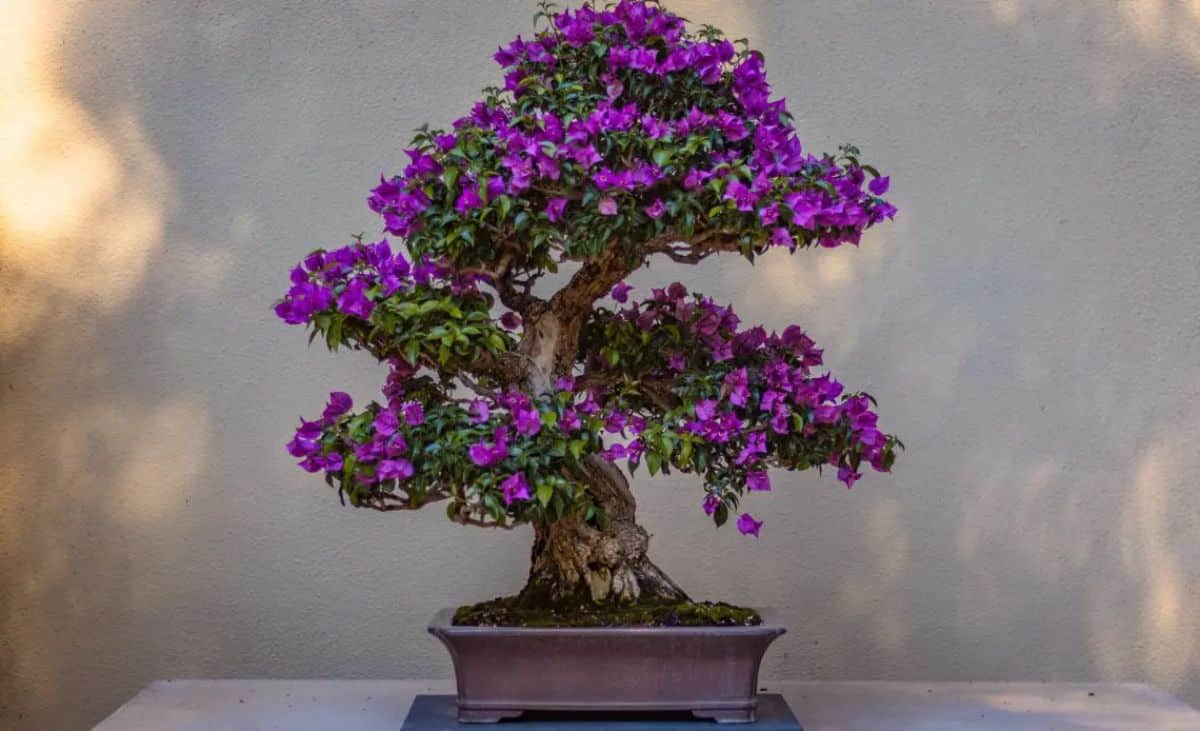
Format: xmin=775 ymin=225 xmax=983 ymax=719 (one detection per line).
xmin=364 ymin=489 xmax=451 ymax=512
xmin=647 ymin=228 xmax=745 ymax=265
xmin=451 ymin=515 xmax=521 ymax=530
xmin=461 ymin=251 xmax=549 ymax=316
xmin=457 ymin=373 xmax=499 ymax=400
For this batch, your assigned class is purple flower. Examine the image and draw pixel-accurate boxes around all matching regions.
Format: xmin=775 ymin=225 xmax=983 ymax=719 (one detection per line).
xmin=643 ymin=198 xmax=666 ymax=219
xmin=296 ymin=417 xmax=324 ymax=441
xmin=723 ymin=179 xmax=761 ymax=212
xmin=560 ymin=15 xmax=595 ymax=47
xmin=384 ymin=434 xmax=408 ymax=457
xmin=785 ymin=192 xmax=822 ymax=230
xmin=514 ymin=407 xmax=542 ymax=436
xmin=373 ymin=408 xmax=400 ymax=437
xmin=770 ymin=227 xmax=795 ymax=250
xmin=578 ymin=392 xmax=601 ymax=415
xmin=641 ymin=114 xmax=672 ymax=139
xmin=401 ymin=401 xmax=425 ymax=426
xmin=812 ymin=404 xmax=841 ymax=424
xmin=468 ymin=429 xmax=509 ymax=467
xmin=501 ymin=472 xmax=531 ymax=505
xmin=286 ymin=430 xmax=321 ymax=457
xmin=403 ymin=148 xmax=442 ymax=179
xmin=737 ymin=513 xmax=763 ymax=538
xmin=667 ymin=351 xmax=686 ymax=371
xmin=598 ymin=197 xmax=618 ymax=216
xmin=694 ymin=399 xmax=718 ymax=421
xmin=611 ymin=282 xmax=633 ymax=303
xmin=455 ymin=184 xmax=483 ymax=214
xmin=377 ymin=458 xmax=414 ymax=481
xmin=337 ymin=278 xmax=374 ymax=319
xmin=724 ymin=368 xmax=750 ymax=406
xmin=602 ymin=443 xmax=629 ymax=461
xmin=838 ymin=465 xmax=862 ymax=488
xmin=353 ymin=440 xmax=383 ymax=463
xmin=275 ymin=281 xmax=333 ymax=325
xmin=746 ymin=471 xmax=771 ymax=492
xmin=736 ymin=431 xmax=767 ymax=465
xmin=868 ymin=175 xmax=890 ymax=196
xmin=716 ymin=110 xmax=749 ymax=141
xmin=500 ymin=311 xmax=523 ymax=330
xmin=468 ymin=442 xmax=497 ymax=467
xmin=813 ymin=374 xmax=844 ymax=402
xmin=486 ymin=176 xmax=506 ymax=201
xmin=322 ymin=452 xmax=344 ymax=472
xmin=468 ymin=399 xmax=490 ymax=424
xmin=554 ymin=376 xmax=576 ymax=392
xmin=559 ymin=408 xmax=581 ymax=432
xmin=323 ymin=392 xmax=353 ymax=420
xmin=703 ymin=494 xmax=721 ymax=515
xmin=545 ymin=197 xmax=568 ymax=222
xmin=770 ymin=404 xmax=791 ymax=434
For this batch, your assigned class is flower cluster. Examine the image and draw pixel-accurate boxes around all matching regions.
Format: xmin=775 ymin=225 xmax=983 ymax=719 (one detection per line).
xmin=273 ymin=236 xmax=517 ymax=386
xmin=274 ymin=237 xmax=479 ymax=326
xmin=284 ymin=372 xmax=638 ymax=525
xmin=363 ymin=0 xmax=895 ymax=273
xmin=578 ymin=281 xmax=900 ymax=536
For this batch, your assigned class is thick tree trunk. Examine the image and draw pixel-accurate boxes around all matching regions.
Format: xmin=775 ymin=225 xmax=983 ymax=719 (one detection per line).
xmin=516 ymin=455 xmax=689 ymax=607
xmin=513 ymin=303 xmax=689 ymax=609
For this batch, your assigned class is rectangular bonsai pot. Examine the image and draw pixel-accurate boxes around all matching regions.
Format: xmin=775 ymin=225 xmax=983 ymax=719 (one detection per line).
xmin=429 ymin=608 xmax=785 ymax=723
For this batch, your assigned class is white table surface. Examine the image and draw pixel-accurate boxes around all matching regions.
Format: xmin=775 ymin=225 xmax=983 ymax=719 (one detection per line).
xmin=94 ymin=680 xmax=1200 ymax=730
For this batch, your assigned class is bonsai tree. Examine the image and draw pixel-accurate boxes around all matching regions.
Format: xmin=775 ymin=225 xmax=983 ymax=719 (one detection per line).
xmin=277 ymin=0 xmax=900 ymax=620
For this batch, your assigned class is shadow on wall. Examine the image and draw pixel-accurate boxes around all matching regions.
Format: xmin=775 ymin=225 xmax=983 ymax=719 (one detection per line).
xmin=0 ymin=0 xmax=202 ymax=726
xmin=1 ymin=1 xmax=1199 ymax=729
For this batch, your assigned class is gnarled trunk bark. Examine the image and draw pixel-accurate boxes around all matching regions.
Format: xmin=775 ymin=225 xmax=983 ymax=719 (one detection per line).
xmin=517 ymin=454 xmax=688 ymax=607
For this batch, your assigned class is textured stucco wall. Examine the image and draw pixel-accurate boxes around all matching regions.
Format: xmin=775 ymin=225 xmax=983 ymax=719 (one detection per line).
xmin=2 ymin=1 xmax=1199 ymax=728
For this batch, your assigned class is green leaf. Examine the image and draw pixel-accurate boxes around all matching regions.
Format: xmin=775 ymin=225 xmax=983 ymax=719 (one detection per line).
xmin=325 ymin=317 xmax=343 ymax=350
xmin=486 ymin=333 xmax=507 ymax=352
xmin=678 ymin=439 xmax=693 ymax=466
xmin=536 ymin=482 xmax=553 ymax=507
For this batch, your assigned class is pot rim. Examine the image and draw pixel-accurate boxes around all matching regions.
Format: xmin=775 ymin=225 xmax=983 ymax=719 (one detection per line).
xmin=428 ymin=607 xmax=786 ymax=636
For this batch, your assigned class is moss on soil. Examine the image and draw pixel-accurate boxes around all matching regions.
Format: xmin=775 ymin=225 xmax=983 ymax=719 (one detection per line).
xmin=453 ymin=597 xmax=762 ymax=628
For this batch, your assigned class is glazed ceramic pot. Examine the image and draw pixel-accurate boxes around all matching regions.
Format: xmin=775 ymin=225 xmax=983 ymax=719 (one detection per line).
xmin=429 ymin=608 xmax=785 ymax=723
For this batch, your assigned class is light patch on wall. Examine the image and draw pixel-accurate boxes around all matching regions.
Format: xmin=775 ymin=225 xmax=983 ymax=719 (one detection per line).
xmin=1087 ymin=422 xmax=1200 ymax=695
xmin=738 ymin=233 xmax=891 ymax=308
xmin=675 ymin=0 xmax=762 ymax=41
xmin=835 ymin=498 xmax=912 ymax=659
xmin=987 ymin=0 xmax=1200 ymax=90
xmin=113 ymin=399 xmax=211 ymax=524
xmin=1125 ymin=440 xmax=1194 ymax=686
xmin=0 ymin=0 xmax=172 ymax=348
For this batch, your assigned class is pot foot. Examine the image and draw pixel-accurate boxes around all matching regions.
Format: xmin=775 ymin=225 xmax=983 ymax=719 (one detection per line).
xmin=693 ymin=708 xmax=756 ymax=724
xmin=457 ymin=708 xmax=524 ymax=723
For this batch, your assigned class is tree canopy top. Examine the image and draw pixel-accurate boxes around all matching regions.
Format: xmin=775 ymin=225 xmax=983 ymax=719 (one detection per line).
xmin=366 ymin=0 xmax=895 ymax=315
